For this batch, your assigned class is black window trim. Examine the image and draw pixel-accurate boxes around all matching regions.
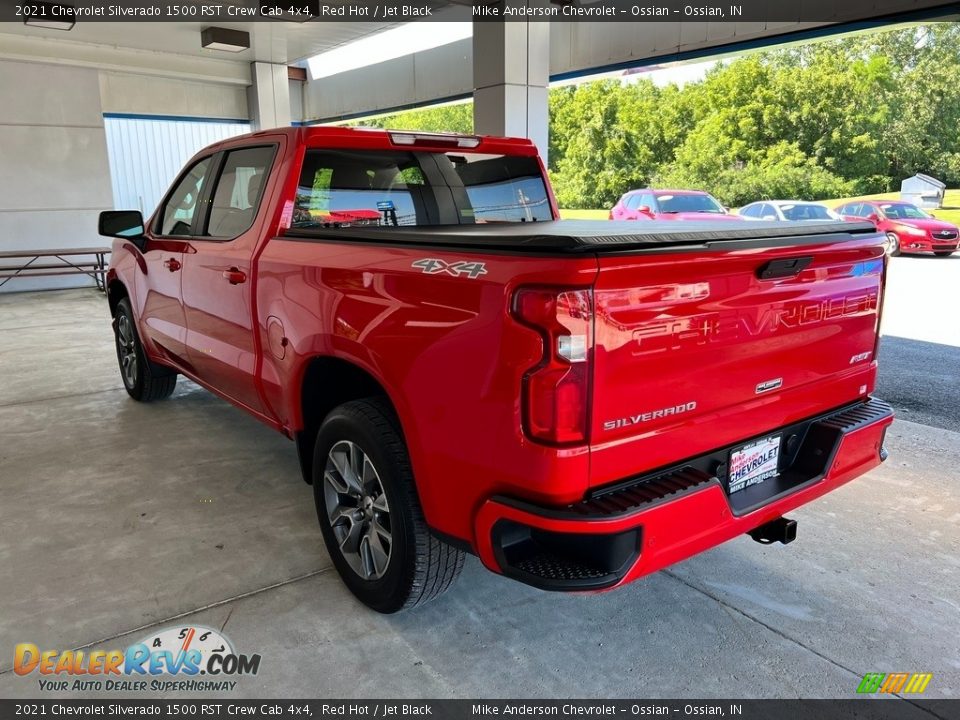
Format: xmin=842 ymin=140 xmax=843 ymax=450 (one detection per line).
xmin=152 ymin=153 xmax=219 ymax=239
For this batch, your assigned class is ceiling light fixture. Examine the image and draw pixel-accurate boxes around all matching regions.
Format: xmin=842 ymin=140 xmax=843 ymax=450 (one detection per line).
xmin=23 ymin=2 xmax=76 ymax=31
xmin=201 ymin=27 xmax=251 ymax=53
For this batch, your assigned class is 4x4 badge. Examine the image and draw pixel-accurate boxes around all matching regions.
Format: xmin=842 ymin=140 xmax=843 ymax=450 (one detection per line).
xmin=412 ymin=258 xmax=488 ymax=279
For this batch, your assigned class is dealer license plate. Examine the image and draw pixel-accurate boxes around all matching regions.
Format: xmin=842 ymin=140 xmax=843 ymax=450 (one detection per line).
xmin=728 ymin=434 xmax=781 ymax=494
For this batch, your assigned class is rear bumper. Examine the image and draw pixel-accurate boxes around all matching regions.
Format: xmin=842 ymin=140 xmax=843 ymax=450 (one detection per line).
xmin=474 ymin=397 xmax=893 ymax=591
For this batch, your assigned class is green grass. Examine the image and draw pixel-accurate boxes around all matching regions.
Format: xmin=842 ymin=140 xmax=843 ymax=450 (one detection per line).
xmin=559 ymin=189 xmax=960 ymax=225
xmin=558 ymin=208 xmax=609 ymax=220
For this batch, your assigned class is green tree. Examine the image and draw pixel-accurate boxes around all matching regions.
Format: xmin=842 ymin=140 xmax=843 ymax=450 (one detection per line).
xmin=550 ymin=79 xmax=666 ymax=208
xmin=352 ymin=102 xmax=474 ymax=134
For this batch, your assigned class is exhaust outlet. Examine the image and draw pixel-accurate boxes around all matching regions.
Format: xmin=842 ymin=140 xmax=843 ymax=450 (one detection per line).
xmin=749 ymin=517 xmax=797 ymax=545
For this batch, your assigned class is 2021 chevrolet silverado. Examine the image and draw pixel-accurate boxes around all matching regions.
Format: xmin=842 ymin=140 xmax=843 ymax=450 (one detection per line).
xmin=100 ymin=127 xmax=893 ymax=613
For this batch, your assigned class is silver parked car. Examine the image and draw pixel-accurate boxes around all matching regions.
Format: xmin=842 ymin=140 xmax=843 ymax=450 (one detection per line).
xmin=739 ymin=200 xmax=840 ymax=222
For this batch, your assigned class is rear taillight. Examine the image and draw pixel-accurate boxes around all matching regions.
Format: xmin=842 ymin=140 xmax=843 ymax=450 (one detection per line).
xmin=512 ymin=287 xmax=593 ymax=445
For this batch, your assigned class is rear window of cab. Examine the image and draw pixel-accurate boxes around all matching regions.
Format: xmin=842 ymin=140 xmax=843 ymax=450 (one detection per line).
xmin=291 ymin=149 xmax=552 ymax=228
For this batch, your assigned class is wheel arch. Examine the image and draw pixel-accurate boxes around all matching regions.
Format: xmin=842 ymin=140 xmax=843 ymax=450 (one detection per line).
xmin=106 ymin=274 xmax=128 ymax=318
xmin=295 ymin=355 xmax=406 ymax=486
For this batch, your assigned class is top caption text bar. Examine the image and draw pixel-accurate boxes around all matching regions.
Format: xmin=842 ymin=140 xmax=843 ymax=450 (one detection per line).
xmin=2 ymin=0 xmax=957 ymax=24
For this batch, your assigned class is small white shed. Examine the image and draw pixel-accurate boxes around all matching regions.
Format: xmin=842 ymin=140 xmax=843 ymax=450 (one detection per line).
xmin=900 ymin=174 xmax=945 ymax=209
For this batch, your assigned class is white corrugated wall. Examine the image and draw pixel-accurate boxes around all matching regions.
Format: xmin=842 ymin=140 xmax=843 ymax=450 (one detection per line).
xmin=104 ymin=116 xmax=251 ymax=217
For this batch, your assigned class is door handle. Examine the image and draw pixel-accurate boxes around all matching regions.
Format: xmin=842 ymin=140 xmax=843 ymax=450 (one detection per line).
xmin=222 ymin=267 xmax=247 ymax=285
xmin=163 ymin=258 xmax=181 ymax=272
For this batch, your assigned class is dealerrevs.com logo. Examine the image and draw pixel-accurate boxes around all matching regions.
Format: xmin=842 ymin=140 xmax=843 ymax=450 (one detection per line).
xmin=14 ymin=625 xmax=261 ymax=693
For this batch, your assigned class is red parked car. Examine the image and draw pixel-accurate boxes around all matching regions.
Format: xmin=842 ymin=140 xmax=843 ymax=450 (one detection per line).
xmin=835 ymin=200 xmax=959 ymax=257
xmin=98 ymin=127 xmax=892 ymax=612
xmin=609 ymin=188 xmax=743 ymax=221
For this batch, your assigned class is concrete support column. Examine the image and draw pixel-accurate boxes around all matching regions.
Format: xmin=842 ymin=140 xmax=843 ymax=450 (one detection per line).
xmin=472 ymin=14 xmax=550 ymax=162
xmin=248 ymin=61 xmax=290 ymax=130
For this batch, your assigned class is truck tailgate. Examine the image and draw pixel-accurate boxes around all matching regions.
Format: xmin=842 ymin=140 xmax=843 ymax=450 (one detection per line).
xmin=588 ymin=233 xmax=886 ymax=490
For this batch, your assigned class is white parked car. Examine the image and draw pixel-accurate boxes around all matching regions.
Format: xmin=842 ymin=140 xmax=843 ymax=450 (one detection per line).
xmin=739 ymin=200 xmax=840 ymax=222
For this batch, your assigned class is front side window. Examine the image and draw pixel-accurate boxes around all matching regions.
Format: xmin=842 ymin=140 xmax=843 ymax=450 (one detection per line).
xmin=205 ymin=146 xmax=276 ymax=239
xmin=879 ymin=202 xmax=930 ymax=220
xmin=291 ymin=149 xmax=551 ymax=229
xmin=159 ymin=157 xmax=212 ymax=236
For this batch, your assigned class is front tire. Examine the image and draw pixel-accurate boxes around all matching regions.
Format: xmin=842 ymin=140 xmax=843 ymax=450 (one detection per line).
xmin=113 ymin=298 xmax=177 ymax=402
xmin=313 ymin=399 xmax=464 ymax=613
xmin=885 ymin=232 xmax=901 ymax=257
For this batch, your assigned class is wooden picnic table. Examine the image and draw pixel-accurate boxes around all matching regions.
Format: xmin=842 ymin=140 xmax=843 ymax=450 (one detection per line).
xmin=0 ymin=247 xmax=111 ymax=291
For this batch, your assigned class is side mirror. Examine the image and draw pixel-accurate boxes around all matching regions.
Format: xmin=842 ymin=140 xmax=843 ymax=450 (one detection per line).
xmin=638 ymin=205 xmax=652 ymax=214
xmin=866 ymin=213 xmax=880 ymax=223
xmin=99 ymin=210 xmax=146 ymax=249
xmin=761 ymin=215 xmax=778 ymax=221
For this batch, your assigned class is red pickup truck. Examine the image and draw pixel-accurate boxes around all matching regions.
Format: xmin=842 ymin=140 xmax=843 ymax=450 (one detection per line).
xmin=99 ymin=127 xmax=893 ymax=613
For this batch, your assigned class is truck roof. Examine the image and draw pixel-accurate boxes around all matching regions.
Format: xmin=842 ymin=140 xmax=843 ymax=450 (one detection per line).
xmin=202 ymin=125 xmax=538 ymax=155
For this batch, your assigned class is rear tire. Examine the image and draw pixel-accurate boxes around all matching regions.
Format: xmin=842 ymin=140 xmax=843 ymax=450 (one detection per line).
xmin=934 ymin=251 xmax=954 ymax=257
xmin=312 ymin=398 xmax=464 ymax=613
xmin=113 ymin=298 xmax=177 ymax=402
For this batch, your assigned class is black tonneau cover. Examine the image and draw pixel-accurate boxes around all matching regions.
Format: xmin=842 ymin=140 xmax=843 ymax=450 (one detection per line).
xmin=282 ymin=219 xmax=879 ymax=254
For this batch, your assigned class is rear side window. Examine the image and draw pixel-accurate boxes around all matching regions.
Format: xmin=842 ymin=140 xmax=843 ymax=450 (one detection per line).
xmin=159 ymin=157 xmax=212 ymax=236
xmin=205 ymin=146 xmax=276 ymax=239
xmin=291 ymin=149 xmax=551 ymax=228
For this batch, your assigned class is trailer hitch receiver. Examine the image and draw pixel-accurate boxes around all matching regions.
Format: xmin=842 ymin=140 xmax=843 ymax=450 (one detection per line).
xmin=748 ymin=517 xmax=797 ymax=545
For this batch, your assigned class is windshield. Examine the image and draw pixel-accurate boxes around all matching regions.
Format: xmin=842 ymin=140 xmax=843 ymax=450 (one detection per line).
xmin=656 ymin=193 xmax=725 ymax=214
xmin=781 ymin=204 xmax=835 ymax=221
xmin=291 ymin=149 xmax=552 ymax=229
xmin=879 ymin=203 xmax=931 ymax=220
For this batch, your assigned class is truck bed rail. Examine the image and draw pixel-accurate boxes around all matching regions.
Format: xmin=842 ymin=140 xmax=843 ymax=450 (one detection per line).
xmin=282 ymin=219 xmax=879 ymax=254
